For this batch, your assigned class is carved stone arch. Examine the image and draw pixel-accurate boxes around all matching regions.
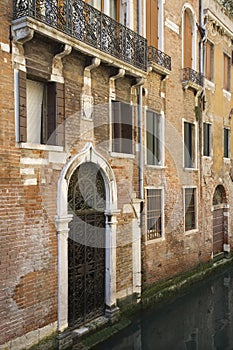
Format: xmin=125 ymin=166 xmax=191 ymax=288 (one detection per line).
xmin=56 ymin=143 xmax=119 ymax=332
xmin=213 ymin=184 xmax=227 ymax=206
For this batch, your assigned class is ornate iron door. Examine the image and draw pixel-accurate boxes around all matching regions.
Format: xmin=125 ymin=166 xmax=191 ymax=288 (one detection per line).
xmin=68 ymin=162 xmax=106 ymax=327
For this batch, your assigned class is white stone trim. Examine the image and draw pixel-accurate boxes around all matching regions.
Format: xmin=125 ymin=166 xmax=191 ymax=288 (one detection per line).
xmin=56 ymin=143 xmax=118 ymax=331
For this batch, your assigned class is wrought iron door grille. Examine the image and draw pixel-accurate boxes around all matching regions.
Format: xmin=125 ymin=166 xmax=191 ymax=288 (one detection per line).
xmin=68 ymin=162 xmax=106 ymax=327
xmin=13 ymin=0 xmax=148 ymax=71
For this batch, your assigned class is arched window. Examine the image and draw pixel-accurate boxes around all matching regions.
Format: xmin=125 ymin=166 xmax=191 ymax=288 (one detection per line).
xmin=213 ymin=185 xmax=227 ymax=206
xmin=182 ymin=5 xmax=196 ymax=69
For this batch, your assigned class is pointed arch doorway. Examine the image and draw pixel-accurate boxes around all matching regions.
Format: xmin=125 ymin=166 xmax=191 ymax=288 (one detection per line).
xmin=68 ymin=162 xmax=106 ymax=327
xmin=212 ymin=185 xmax=227 ymax=256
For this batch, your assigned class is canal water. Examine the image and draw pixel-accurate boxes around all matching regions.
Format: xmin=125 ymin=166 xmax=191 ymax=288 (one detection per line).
xmin=94 ymin=264 xmax=233 ymax=350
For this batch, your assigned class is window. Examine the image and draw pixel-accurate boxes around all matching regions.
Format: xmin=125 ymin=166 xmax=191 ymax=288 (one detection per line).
xmin=223 ymin=53 xmax=231 ymax=91
xmin=111 ymin=101 xmax=133 ymax=154
xmin=18 ymin=71 xmax=65 ymax=146
xmin=203 ymin=122 xmax=211 ymax=157
xmin=183 ymin=8 xmax=193 ymax=68
xmin=224 ymin=128 xmax=230 ymax=158
xmin=184 ymin=188 xmax=196 ymax=231
xmin=86 ymin=0 xmax=119 ymax=20
xmin=146 ymin=0 xmax=158 ymax=48
xmin=184 ymin=121 xmax=196 ymax=168
xmin=205 ymin=41 xmax=214 ymax=81
xmin=146 ymin=188 xmax=163 ymax=240
xmin=146 ymin=110 xmax=163 ymax=166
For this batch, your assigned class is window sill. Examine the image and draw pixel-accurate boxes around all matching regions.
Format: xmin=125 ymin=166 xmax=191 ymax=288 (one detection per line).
xmin=223 ymin=157 xmax=230 ymax=163
xmin=145 ymin=236 xmax=165 ymax=245
xmin=146 ymin=164 xmax=166 ymax=169
xmin=19 ymin=142 xmax=64 ymax=152
xmin=110 ymin=152 xmax=135 ymax=159
xmin=202 ymin=155 xmax=212 ymax=159
xmin=184 ymin=228 xmax=198 ymax=236
xmin=222 ymin=89 xmax=231 ymax=101
xmin=183 ymin=167 xmax=198 ymax=171
xmin=204 ymin=79 xmax=215 ymax=92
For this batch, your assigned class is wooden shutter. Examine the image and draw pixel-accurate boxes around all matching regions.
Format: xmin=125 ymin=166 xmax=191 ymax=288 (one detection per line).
xmin=206 ymin=41 xmax=211 ymax=81
xmin=56 ymin=82 xmax=65 ymax=146
xmin=121 ymin=102 xmax=132 ymax=154
xmin=46 ymin=83 xmax=56 ymax=145
xmin=19 ymin=70 xmax=27 ymax=142
xmin=112 ymin=101 xmax=121 ymax=153
xmin=184 ymin=10 xmax=192 ymax=68
xmin=146 ymin=0 xmax=158 ymax=48
xmin=224 ymin=54 xmax=230 ymax=91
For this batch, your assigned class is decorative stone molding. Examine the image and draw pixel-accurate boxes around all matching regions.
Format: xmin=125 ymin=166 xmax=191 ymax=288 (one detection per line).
xmin=51 ymin=44 xmax=72 ymax=83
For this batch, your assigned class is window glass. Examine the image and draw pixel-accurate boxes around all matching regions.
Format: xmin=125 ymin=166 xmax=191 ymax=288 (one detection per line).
xmin=147 ymin=189 xmax=162 ymax=240
xmin=185 ymin=188 xmax=196 ymax=231
xmin=112 ymin=101 xmax=133 ymax=154
xmin=203 ymin=123 xmax=211 ymax=157
xmin=146 ymin=110 xmax=162 ymax=166
xmin=184 ymin=121 xmax=195 ymax=168
xmin=224 ymin=128 xmax=230 ymax=158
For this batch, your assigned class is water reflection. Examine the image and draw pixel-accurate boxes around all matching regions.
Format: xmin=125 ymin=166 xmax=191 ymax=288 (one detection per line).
xmin=94 ymin=266 xmax=233 ymax=350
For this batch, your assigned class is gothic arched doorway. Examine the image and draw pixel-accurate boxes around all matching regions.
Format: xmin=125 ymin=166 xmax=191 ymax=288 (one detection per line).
xmin=212 ymin=185 xmax=227 ymax=256
xmin=68 ymin=162 xmax=106 ymax=327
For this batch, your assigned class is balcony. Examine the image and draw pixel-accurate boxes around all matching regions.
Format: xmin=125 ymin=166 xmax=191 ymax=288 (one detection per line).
xmin=148 ymin=46 xmax=171 ymax=77
xmin=12 ymin=0 xmax=147 ymax=74
xmin=182 ymin=68 xmax=204 ymax=91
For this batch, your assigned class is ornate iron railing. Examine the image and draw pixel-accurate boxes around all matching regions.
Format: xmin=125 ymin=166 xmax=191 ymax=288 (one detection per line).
xmin=148 ymin=46 xmax=171 ymax=71
xmin=13 ymin=0 xmax=147 ymax=71
xmin=182 ymin=68 xmax=204 ymax=87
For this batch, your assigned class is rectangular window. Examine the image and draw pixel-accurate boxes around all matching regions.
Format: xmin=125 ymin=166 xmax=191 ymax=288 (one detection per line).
xmin=223 ymin=53 xmax=231 ymax=91
xmin=184 ymin=121 xmax=195 ymax=168
xmin=224 ymin=128 xmax=230 ymax=158
xmin=112 ymin=101 xmax=133 ymax=154
xmin=184 ymin=188 xmax=196 ymax=231
xmin=147 ymin=188 xmax=163 ymax=240
xmin=18 ymin=71 xmax=65 ymax=146
xmin=205 ymin=41 xmax=214 ymax=81
xmin=203 ymin=122 xmax=211 ymax=157
xmin=146 ymin=110 xmax=163 ymax=166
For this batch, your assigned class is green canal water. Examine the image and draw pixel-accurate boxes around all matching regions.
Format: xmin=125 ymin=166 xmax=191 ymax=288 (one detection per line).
xmin=94 ymin=264 xmax=233 ymax=349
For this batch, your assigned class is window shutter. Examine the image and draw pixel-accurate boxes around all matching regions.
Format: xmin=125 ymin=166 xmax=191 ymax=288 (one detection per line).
xmin=184 ymin=10 xmax=192 ymax=68
xmin=206 ymin=41 xmax=211 ymax=81
xmin=121 ymin=102 xmax=132 ymax=154
xmin=112 ymin=101 xmax=121 ymax=153
xmin=46 ymin=82 xmax=56 ymax=145
xmin=146 ymin=0 xmax=158 ymax=48
xmin=19 ymin=70 xmax=27 ymax=142
xmin=55 ymin=82 xmax=65 ymax=146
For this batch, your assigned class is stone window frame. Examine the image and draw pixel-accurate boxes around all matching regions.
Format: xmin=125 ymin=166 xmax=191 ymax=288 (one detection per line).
xmin=145 ymin=186 xmax=165 ymax=244
xmin=183 ymin=119 xmax=198 ymax=169
xmin=181 ymin=3 xmax=197 ymax=71
xmin=183 ymin=186 xmax=198 ymax=234
xmin=110 ymin=99 xmax=135 ymax=158
xmin=17 ymin=70 xmax=65 ymax=150
xmin=203 ymin=122 xmax=212 ymax=158
xmin=145 ymin=108 xmax=165 ymax=167
xmin=223 ymin=126 xmax=230 ymax=160
xmin=205 ymin=39 xmax=214 ymax=82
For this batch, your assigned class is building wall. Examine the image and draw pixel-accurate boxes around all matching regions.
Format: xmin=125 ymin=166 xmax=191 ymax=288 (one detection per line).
xmin=0 ymin=0 xmax=232 ymax=348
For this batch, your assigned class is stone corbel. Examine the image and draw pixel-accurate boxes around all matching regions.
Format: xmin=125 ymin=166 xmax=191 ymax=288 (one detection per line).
xmin=109 ymin=68 xmax=125 ymax=99
xmin=51 ymin=44 xmax=72 ymax=83
xmin=81 ymin=57 xmax=101 ymax=120
xmin=11 ymin=25 xmax=34 ymax=70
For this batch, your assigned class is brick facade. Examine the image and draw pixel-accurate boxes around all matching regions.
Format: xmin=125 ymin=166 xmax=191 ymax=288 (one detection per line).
xmin=0 ymin=0 xmax=232 ymax=348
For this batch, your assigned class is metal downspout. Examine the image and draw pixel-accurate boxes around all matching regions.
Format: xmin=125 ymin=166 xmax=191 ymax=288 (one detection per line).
xmin=138 ymin=0 xmax=144 ymax=201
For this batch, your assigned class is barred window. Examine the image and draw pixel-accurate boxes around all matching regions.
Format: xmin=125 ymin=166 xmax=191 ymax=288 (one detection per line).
xmin=185 ymin=188 xmax=196 ymax=231
xmin=147 ymin=189 xmax=162 ymax=240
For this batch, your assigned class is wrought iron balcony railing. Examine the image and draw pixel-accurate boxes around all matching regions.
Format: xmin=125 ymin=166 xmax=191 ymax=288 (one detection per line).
xmin=182 ymin=68 xmax=204 ymax=87
xmin=13 ymin=0 xmax=147 ymax=72
xmin=148 ymin=46 xmax=171 ymax=71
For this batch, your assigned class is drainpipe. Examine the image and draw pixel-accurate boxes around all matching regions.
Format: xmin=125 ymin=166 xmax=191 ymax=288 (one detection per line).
xmin=137 ymin=0 xmax=144 ymax=201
